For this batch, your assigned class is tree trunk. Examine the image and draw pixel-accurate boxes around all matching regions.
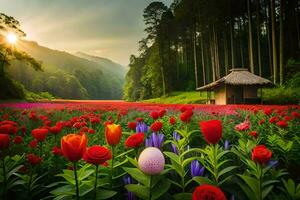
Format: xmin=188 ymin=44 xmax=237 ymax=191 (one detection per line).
xmin=256 ymin=0 xmax=262 ymax=76
xmin=247 ymin=0 xmax=255 ymax=73
xmin=271 ymin=0 xmax=277 ymax=84
xmin=265 ymin=0 xmax=273 ymax=77
xmin=230 ymin=19 xmax=235 ymax=68
xmin=213 ymin=25 xmax=220 ymax=79
xmin=224 ymin=29 xmax=229 ymax=75
xmin=193 ymin=26 xmax=199 ymax=88
xmin=200 ymin=34 xmax=206 ymax=85
xmin=209 ymin=29 xmax=216 ymax=82
xmin=239 ymin=19 xmax=245 ymax=68
xmin=279 ymin=0 xmax=285 ymax=85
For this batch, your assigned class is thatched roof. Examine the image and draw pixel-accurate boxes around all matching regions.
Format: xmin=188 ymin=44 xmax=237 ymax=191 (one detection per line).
xmin=196 ymin=68 xmax=273 ymax=91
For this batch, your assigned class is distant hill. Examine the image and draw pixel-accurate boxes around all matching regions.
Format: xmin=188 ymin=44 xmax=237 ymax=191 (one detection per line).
xmin=6 ymin=40 xmax=127 ymax=100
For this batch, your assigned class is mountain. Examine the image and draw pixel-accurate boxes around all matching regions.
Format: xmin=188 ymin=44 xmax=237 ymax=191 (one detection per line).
xmin=6 ymin=40 xmax=127 ymax=99
xmin=75 ymin=52 xmax=127 ymax=78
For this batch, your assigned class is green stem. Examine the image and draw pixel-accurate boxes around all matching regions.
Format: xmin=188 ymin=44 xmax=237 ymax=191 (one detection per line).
xmin=28 ymin=166 xmax=33 ymax=200
xmin=213 ymin=144 xmax=218 ymax=184
xmin=259 ymin=166 xmax=262 ymax=200
xmin=149 ymin=175 xmax=152 ymax=200
xmin=40 ymin=142 xmax=43 ymax=157
xmin=73 ymin=162 xmax=80 ymax=200
xmin=110 ymin=146 xmax=115 ymax=189
xmin=2 ymin=158 xmax=6 ymax=200
xmin=93 ymin=165 xmax=99 ymax=200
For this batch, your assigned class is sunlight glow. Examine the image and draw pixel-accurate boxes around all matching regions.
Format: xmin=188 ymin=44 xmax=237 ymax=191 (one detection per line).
xmin=6 ymin=33 xmax=18 ymax=44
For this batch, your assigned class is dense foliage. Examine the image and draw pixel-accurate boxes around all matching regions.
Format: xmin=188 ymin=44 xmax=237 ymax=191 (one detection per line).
xmin=124 ymin=0 xmax=300 ymax=101
xmin=0 ymin=102 xmax=300 ymax=199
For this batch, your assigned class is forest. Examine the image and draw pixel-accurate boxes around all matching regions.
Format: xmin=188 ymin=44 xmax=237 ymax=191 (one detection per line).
xmin=124 ymin=0 xmax=300 ymax=101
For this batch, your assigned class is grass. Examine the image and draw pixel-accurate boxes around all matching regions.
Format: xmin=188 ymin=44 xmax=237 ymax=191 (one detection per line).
xmin=142 ymin=91 xmax=211 ymax=104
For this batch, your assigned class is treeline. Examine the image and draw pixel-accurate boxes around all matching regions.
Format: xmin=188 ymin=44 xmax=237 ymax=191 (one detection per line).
xmin=124 ymin=0 xmax=300 ymax=101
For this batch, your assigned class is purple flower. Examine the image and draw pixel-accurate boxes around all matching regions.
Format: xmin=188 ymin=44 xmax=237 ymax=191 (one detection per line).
xmin=145 ymin=138 xmax=152 ymax=147
xmin=173 ymin=131 xmax=180 ymax=141
xmin=136 ymin=122 xmax=148 ymax=133
xmin=267 ymin=160 xmax=278 ymax=168
xmin=171 ymin=144 xmax=179 ymax=155
xmin=190 ymin=160 xmax=205 ymax=177
xmin=123 ymin=175 xmax=135 ymax=200
xmin=224 ymin=140 xmax=230 ymax=150
xmin=145 ymin=133 xmax=164 ymax=149
xmin=151 ymin=133 xmax=164 ymax=149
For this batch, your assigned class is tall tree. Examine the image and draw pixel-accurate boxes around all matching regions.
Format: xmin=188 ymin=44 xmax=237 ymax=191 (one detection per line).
xmin=247 ymin=0 xmax=255 ymax=73
xmin=270 ymin=0 xmax=277 ymax=83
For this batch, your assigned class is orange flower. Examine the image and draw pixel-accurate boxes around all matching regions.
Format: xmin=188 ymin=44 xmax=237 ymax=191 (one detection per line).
xmin=105 ymin=124 xmax=122 ymax=146
xmin=61 ymin=133 xmax=87 ymax=162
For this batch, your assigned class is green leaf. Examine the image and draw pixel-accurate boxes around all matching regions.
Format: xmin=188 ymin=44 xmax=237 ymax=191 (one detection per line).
xmin=127 ymin=156 xmax=138 ymax=168
xmin=152 ymin=178 xmax=171 ymax=200
xmin=123 ymin=167 xmax=150 ymax=186
xmin=125 ymin=184 xmax=149 ymax=200
xmin=96 ymin=189 xmax=117 ymax=200
xmin=113 ymin=158 xmax=128 ymax=168
xmin=218 ymin=166 xmax=237 ymax=178
xmin=79 ymin=183 xmax=93 ymax=197
xmin=164 ymin=152 xmax=180 ymax=165
xmin=50 ymin=185 xmax=74 ymax=196
xmin=115 ymin=149 xmax=134 ymax=159
xmin=173 ymin=193 xmax=192 ymax=200
xmin=193 ymin=176 xmax=214 ymax=185
xmin=262 ymin=185 xmax=273 ymax=199
xmin=238 ymin=175 xmax=259 ymax=195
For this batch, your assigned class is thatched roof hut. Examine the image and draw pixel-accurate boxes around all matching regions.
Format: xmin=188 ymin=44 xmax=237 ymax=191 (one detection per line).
xmin=196 ymin=68 xmax=273 ymax=105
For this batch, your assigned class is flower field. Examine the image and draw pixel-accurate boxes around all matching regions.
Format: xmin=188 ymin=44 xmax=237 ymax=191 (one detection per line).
xmin=0 ymin=101 xmax=300 ymax=200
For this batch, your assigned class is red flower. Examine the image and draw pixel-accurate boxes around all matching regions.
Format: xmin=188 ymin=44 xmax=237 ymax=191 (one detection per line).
xmin=90 ymin=117 xmax=101 ymax=124
xmin=31 ymin=128 xmax=48 ymax=142
xmin=258 ymin=119 xmax=265 ymax=125
xmin=52 ymin=146 xmax=63 ymax=156
xmin=28 ymin=139 xmax=38 ymax=148
xmin=283 ymin=116 xmax=293 ymax=122
xmin=127 ymin=122 xmax=137 ymax=130
xmin=49 ymin=126 xmax=62 ymax=134
xmin=83 ymin=145 xmax=112 ymax=165
xmin=264 ymin=108 xmax=273 ymax=116
xmin=150 ymin=111 xmax=159 ymax=120
xmin=27 ymin=153 xmax=42 ymax=166
xmin=235 ymin=120 xmax=250 ymax=131
xmin=169 ymin=116 xmax=176 ymax=125
xmin=252 ymin=145 xmax=272 ymax=165
xmin=180 ymin=105 xmax=194 ymax=113
xmin=88 ymin=129 xmax=95 ymax=134
xmin=150 ymin=121 xmax=163 ymax=132
xmin=249 ymin=131 xmax=258 ymax=138
xmin=61 ymin=133 xmax=87 ymax=162
xmin=0 ymin=134 xmax=10 ymax=149
xmin=291 ymin=112 xmax=300 ymax=118
xmin=125 ymin=133 xmax=145 ymax=148
xmin=136 ymin=118 xmax=144 ymax=122
xmin=276 ymin=121 xmax=288 ymax=128
xmin=105 ymin=124 xmax=122 ymax=146
xmin=192 ymin=184 xmax=227 ymax=200
xmin=180 ymin=109 xmax=193 ymax=123
xmin=13 ymin=136 xmax=23 ymax=144
xmin=199 ymin=120 xmax=222 ymax=144
xmin=269 ymin=116 xmax=279 ymax=124
xmin=158 ymin=109 xmax=166 ymax=118
xmin=0 ymin=124 xmax=17 ymax=135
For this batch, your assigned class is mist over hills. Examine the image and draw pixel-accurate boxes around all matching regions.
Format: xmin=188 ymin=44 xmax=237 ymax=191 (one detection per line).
xmin=6 ymin=40 xmax=127 ymax=99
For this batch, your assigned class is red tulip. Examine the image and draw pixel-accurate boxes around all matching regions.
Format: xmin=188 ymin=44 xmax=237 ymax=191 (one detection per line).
xmin=83 ymin=145 xmax=112 ymax=165
xmin=105 ymin=124 xmax=122 ymax=146
xmin=199 ymin=120 xmax=222 ymax=144
xmin=0 ymin=134 xmax=10 ymax=149
xmin=252 ymin=145 xmax=272 ymax=165
xmin=150 ymin=111 xmax=159 ymax=120
xmin=180 ymin=109 xmax=193 ymax=123
xmin=125 ymin=133 xmax=145 ymax=148
xmin=192 ymin=184 xmax=227 ymax=200
xmin=150 ymin=121 xmax=163 ymax=132
xmin=52 ymin=146 xmax=63 ymax=156
xmin=13 ymin=136 xmax=23 ymax=144
xmin=276 ymin=121 xmax=288 ymax=128
xmin=31 ymin=128 xmax=48 ymax=142
xmin=28 ymin=139 xmax=38 ymax=148
xmin=169 ymin=116 xmax=176 ymax=125
xmin=61 ymin=133 xmax=87 ymax=162
xmin=127 ymin=122 xmax=137 ymax=130
xmin=27 ymin=153 xmax=42 ymax=166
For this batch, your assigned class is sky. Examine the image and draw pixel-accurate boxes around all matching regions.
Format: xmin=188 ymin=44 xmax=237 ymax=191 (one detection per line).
xmin=1 ymin=0 xmax=172 ymax=65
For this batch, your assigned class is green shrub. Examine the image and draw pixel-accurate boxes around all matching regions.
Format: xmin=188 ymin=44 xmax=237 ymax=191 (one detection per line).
xmin=262 ymin=87 xmax=300 ymax=104
xmin=0 ymin=75 xmax=26 ymax=99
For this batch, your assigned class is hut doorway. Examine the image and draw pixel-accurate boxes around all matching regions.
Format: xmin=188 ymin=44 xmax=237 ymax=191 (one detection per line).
xmin=228 ymin=86 xmax=244 ymax=104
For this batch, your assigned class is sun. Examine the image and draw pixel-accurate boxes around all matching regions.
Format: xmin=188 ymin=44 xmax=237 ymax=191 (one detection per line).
xmin=6 ymin=33 xmax=18 ymax=44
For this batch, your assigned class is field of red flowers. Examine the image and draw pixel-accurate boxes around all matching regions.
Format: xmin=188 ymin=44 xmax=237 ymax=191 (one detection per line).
xmin=0 ymin=101 xmax=300 ymax=200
